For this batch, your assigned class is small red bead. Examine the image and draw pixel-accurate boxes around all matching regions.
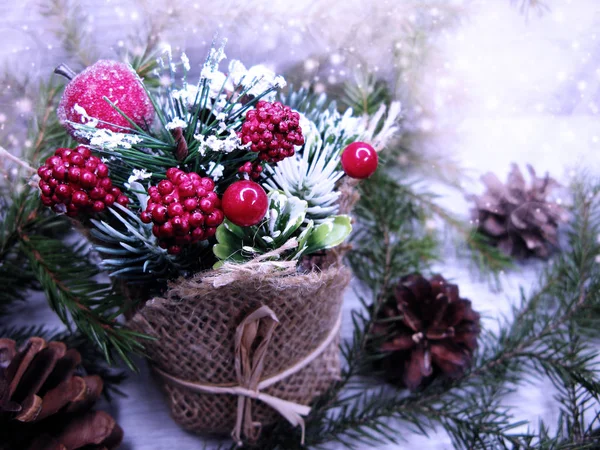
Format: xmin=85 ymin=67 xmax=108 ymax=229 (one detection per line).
xmin=117 ymin=195 xmax=129 ymax=206
xmin=158 ymin=179 xmax=174 ymax=195
xmin=341 ymin=142 xmax=378 ymax=179
xmin=92 ymin=201 xmax=105 ymax=212
xmin=222 ymin=180 xmax=268 ymax=227
xmin=140 ymin=211 xmax=152 ymax=223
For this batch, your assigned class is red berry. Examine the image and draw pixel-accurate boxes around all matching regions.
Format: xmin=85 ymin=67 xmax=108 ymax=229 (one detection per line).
xmin=238 ymin=101 xmax=304 ymax=166
xmin=55 ymin=184 xmax=72 ymax=199
xmin=167 ymin=202 xmax=184 ymax=217
xmin=158 ymin=180 xmax=174 ymax=195
xmin=117 ymin=195 xmax=129 ymax=206
xmin=341 ymin=142 xmax=378 ymax=179
xmin=140 ymin=167 xmax=224 ymax=252
xmin=140 ymin=211 xmax=152 ymax=223
xmin=58 ymin=60 xmax=154 ymax=142
xmin=168 ymin=245 xmax=182 ymax=255
xmin=37 ymin=146 xmax=127 ymax=217
xmin=104 ymin=194 xmax=116 ymax=206
xmin=92 ymin=201 xmax=105 ymax=212
xmin=222 ymin=180 xmax=268 ymax=227
xmin=153 ymin=205 xmax=168 ymax=224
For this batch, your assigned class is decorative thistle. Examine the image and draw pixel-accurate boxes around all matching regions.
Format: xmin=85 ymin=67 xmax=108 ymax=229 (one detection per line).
xmin=370 ymin=274 xmax=480 ymax=391
xmin=469 ymin=163 xmax=567 ymax=258
xmin=0 ymin=336 xmax=123 ymax=449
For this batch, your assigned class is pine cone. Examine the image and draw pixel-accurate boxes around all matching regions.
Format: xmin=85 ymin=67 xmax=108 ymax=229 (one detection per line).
xmin=0 ymin=337 xmax=123 ymax=450
xmin=371 ymin=274 xmax=480 ymax=391
xmin=470 ymin=163 xmax=566 ymax=258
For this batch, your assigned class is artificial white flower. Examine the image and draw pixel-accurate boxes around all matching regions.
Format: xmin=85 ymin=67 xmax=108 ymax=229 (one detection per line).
xmin=206 ymin=161 xmax=225 ymax=181
xmin=72 ymin=125 xmax=143 ymax=150
xmin=227 ymin=60 xmax=286 ymax=100
xmin=165 ymin=118 xmax=187 ymax=130
xmin=126 ymin=168 xmax=153 ymax=186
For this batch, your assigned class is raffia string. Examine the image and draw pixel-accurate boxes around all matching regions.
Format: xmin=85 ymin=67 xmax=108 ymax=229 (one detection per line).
xmin=154 ymin=305 xmax=343 ymax=446
xmin=204 ymin=239 xmax=299 ymax=288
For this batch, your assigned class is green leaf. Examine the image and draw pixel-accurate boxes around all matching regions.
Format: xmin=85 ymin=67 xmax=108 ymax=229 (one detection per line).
xmin=305 ymin=215 xmax=352 ymax=254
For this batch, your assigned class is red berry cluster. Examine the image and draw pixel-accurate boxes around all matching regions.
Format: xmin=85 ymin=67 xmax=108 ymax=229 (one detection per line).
xmin=238 ymin=161 xmax=263 ymax=180
xmin=38 ymin=146 xmax=128 ymax=217
xmin=238 ymin=101 xmax=304 ymax=165
xmin=140 ymin=168 xmax=224 ymax=255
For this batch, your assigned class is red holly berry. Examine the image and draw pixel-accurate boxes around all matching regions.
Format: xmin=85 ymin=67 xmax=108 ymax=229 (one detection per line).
xmin=238 ymin=101 xmax=304 ymax=165
xmin=141 ymin=168 xmax=224 ymax=255
xmin=222 ymin=180 xmax=268 ymax=227
xmin=38 ymin=146 xmax=129 ymax=217
xmin=238 ymin=161 xmax=264 ymax=180
xmin=57 ymin=60 xmax=155 ymax=142
xmin=341 ymin=142 xmax=378 ymax=179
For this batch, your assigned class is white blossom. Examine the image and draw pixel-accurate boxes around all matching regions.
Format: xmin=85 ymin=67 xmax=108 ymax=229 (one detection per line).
xmin=127 ymin=168 xmax=152 ymax=186
xmin=227 ymin=60 xmax=286 ymax=100
xmin=72 ymin=124 xmax=143 ymax=150
xmin=181 ymin=52 xmax=190 ymax=72
xmin=194 ymin=130 xmax=244 ymax=154
xmin=165 ymin=118 xmax=188 ymax=130
xmin=206 ymin=162 xmax=225 ymax=181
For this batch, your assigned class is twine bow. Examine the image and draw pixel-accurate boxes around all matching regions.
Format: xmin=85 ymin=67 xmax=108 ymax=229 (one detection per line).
xmin=231 ymin=305 xmax=310 ymax=444
xmin=155 ymin=301 xmax=346 ymax=446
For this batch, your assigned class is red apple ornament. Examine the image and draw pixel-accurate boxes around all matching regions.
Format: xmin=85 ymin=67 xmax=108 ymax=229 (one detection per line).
xmin=341 ymin=142 xmax=378 ymax=179
xmin=57 ymin=60 xmax=155 ymax=142
xmin=222 ymin=180 xmax=268 ymax=227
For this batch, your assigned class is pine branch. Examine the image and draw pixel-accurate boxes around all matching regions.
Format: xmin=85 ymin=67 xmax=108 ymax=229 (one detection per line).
xmin=18 ymin=233 xmax=148 ymax=370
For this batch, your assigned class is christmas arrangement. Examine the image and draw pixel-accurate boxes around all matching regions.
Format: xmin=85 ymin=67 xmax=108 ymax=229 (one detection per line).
xmin=12 ymin=40 xmax=403 ymax=445
xmin=1 ymin=2 xmax=600 ymax=448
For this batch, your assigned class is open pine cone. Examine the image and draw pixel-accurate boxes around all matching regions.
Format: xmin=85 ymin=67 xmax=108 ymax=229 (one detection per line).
xmin=0 ymin=337 xmax=123 ymax=450
xmin=371 ymin=274 xmax=480 ymax=391
xmin=470 ymin=163 xmax=567 ymax=258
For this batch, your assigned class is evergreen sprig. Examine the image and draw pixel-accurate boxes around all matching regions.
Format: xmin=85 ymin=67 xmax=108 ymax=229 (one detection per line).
xmin=19 ymin=233 xmax=148 ymax=370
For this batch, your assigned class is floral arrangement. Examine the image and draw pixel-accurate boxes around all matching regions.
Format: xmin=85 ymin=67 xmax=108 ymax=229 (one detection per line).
xmin=37 ymin=40 xmax=399 ymax=292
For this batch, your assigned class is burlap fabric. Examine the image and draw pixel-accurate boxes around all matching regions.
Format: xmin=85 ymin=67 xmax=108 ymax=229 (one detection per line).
xmin=128 ymin=261 xmax=351 ymax=437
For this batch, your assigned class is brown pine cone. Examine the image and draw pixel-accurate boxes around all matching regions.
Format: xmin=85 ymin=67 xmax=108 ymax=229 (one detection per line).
xmin=371 ymin=274 xmax=480 ymax=391
xmin=0 ymin=337 xmax=123 ymax=450
xmin=470 ymin=163 xmax=567 ymax=258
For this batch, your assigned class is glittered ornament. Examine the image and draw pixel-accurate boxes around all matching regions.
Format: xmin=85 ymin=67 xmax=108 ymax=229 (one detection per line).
xmin=140 ymin=168 xmax=224 ymax=255
xmin=221 ymin=180 xmax=268 ymax=227
xmin=370 ymin=274 xmax=480 ymax=391
xmin=341 ymin=142 xmax=378 ymax=179
xmin=238 ymin=101 xmax=304 ymax=164
xmin=38 ymin=146 xmax=129 ymax=217
xmin=56 ymin=60 xmax=155 ymax=141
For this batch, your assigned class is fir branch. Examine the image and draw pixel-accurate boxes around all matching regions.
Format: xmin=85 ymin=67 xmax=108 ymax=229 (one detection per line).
xmin=18 ymin=233 xmax=147 ymax=370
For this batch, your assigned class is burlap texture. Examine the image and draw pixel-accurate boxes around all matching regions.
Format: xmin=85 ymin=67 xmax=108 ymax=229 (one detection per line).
xmin=128 ymin=263 xmax=351 ymax=436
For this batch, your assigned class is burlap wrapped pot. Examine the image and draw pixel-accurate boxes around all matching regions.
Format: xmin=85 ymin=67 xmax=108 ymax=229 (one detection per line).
xmin=128 ymin=256 xmax=351 ymax=443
